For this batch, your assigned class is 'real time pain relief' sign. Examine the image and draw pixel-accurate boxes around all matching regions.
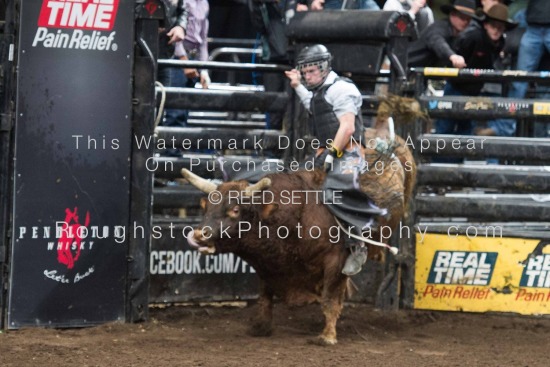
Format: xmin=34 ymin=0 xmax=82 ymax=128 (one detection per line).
xmin=415 ymin=233 xmax=550 ymax=315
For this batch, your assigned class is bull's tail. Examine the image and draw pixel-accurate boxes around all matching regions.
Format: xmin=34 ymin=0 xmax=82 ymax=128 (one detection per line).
xmin=373 ymin=94 xmax=428 ymax=133
xmin=369 ymin=94 xmax=423 ymax=216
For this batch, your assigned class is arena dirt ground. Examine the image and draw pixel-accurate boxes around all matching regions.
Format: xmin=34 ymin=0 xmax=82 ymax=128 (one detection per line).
xmin=1 ymin=302 xmax=549 ymax=367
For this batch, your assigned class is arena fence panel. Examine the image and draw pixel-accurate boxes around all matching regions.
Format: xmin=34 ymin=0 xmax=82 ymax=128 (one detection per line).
xmin=0 ymin=0 xmax=16 ymax=330
xmin=412 ymin=68 xmax=550 ymax=315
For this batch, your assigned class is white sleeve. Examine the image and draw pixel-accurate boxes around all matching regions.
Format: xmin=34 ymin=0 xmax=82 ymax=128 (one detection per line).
xmin=383 ymin=0 xmax=415 ymax=20
xmin=325 ymin=81 xmax=362 ymax=118
xmin=294 ymin=84 xmax=312 ymax=110
xmin=382 ymin=0 xmax=402 ymax=11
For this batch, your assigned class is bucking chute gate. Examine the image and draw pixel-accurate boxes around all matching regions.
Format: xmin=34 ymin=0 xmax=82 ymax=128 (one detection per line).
xmin=1 ymin=1 xmax=549 ymax=330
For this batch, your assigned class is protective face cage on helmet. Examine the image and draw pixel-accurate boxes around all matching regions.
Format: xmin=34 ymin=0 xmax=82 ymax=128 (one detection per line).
xmin=296 ymin=60 xmax=330 ymax=75
xmin=297 ymin=60 xmax=330 ymax=90
xmin=295 ymin=44 xmax=332 ymax=89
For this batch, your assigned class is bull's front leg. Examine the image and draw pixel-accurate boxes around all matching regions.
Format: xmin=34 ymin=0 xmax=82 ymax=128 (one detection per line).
xmin=249 ymin=282 xmax=274 ymax=337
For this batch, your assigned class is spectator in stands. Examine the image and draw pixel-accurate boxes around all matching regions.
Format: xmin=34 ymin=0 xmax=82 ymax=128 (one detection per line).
xmin=479 ymin=0 xmax=526 ymax=139
xmin=508 ymin=0 xmax=527 ymax=27
xmin=510 ymin=0 xmax=550 ymax=137
xmin=471 ymin=3 xmax=518 ymax=138
xmin=174 ymin=0 xmax=211 ymax=94
xmin=284 ymin=44 xmax=380 ymax=276
xmin=309 ymin=0 xmax=380 ymax=10
xmin=408 ymin=0 xmax=482 ymax=68
xmin=157 ymin=0 xmax=189 ymax=131
xmin=436 ymin=3 xmax=517 ymax=139
xmin=383 ymin=0 xmax=434 ymax=34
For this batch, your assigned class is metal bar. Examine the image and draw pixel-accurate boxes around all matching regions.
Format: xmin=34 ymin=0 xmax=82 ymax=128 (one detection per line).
xmin=415 ymin=196 xmax=550 ymax=221
xmin=209 ymin=47 xmax=261 ymax=61
xmin=187 ymin=119 xmax=266 ymax=129
xmin=417 ymin=164 xmax=550 ymax=192
xmin=152 ymin=156 xmax=220 ymax=180
xmin=443 ymin=193 xmax=550 ymax=199
xmin=158 ymin=59 xmax=291 ymax=72
xmin=419 ymin=95 xmax=550 ymax=121
xmin=0 ymin=0 xmax=16 ymax=331
xmin=152 ymin=156 xmax=284 ymax=180
xmin=154 ymin=126 xmax=285 ymax=151
xmin=156 ymin=87 xmax=289 ymax=112
xmin=412 ymin=67 xmax=550 ymax=83
xmin=207 ymin=37 xmax=257 ymax=47
xmin=416 ymin=222 xmax=550 ymax=240
xmin=416 ymin=134 xmax=550 ymax=161
xmin=153 ymin=186 xmax=205 ymax=209
xmin=126 ymin=14 xmax=158 ymax=323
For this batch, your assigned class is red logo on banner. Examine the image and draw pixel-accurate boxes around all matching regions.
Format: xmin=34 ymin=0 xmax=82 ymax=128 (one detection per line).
xmin=38 ymin=0 xmax=120 ymax=31
xmin=57 ymin=207 xmax=91 ymax=269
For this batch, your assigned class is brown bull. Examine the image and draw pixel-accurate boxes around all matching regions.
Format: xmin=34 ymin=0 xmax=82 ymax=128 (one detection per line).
xmin=184 ymin=168 xmax=348 ymax=345
xmin=182 ymin=95 xmax=423 ymax=345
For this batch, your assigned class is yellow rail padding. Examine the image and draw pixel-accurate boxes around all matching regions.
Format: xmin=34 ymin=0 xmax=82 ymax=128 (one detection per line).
xmin=533 ymin=102 xmax=550 ymax=116
xmin=423 ymin=67 xmax=459 ymax=77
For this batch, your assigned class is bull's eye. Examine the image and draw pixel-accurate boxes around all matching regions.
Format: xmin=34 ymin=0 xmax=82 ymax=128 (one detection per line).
xmin=227 ymin=205 xmax=241 ymax=218
xmin=228 ymin=205 xmax=240 ymax=218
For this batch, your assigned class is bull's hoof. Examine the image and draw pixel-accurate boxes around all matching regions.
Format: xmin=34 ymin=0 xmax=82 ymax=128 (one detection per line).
xmin=248 ymin=322 xmax=273 ymax=337
xmin=307 ymin=335 xmax=338 ymax=346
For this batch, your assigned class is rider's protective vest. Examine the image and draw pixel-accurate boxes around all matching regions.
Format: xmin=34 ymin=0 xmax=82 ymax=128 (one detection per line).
xmin=309 ymin=77 xmax=364 ymax=146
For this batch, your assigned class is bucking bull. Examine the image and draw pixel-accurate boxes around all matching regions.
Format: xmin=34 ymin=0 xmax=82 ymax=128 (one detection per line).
xmin=182 ymin=96 xmax=425 ymax=345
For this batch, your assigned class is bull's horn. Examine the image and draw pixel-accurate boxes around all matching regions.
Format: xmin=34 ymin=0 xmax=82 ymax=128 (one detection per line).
xmin=181 ymin=169 xmax=217 ymax=193
xmin=244 ymin=177 xmax=272 ymax=196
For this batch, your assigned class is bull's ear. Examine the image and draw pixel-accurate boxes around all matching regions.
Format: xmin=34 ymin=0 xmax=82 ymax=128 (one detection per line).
xmin=200 ymin=197 xmax=207 ymax=210
xmin=261 ymin=203 xmax=279 ymax=219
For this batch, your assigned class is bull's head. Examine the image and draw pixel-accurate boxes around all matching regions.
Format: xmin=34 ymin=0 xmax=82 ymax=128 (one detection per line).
xmin=181 ymin=169 xmax=274 ymax=254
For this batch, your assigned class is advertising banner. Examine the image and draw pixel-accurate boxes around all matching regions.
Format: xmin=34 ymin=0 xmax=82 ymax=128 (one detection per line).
xmin=149 ymin=220 xmax=259 ymax=303
xmin=415 ymin=233 xmax=550 ymax=315
xmin=8 ymin=0 xmax=134 ymax=328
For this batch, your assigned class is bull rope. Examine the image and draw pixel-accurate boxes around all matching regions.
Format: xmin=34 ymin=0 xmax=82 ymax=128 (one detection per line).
xmin=334 ymin=217 xmax=399 ymax=255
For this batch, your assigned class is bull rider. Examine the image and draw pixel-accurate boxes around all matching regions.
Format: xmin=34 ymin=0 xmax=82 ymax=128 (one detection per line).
xmin=285 ymin=44 xmax=387 ymax=276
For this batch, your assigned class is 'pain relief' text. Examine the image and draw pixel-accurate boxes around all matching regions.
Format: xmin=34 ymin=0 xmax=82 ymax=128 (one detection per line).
xmin=427 ymin=251 xmax=498 ymax=286
xmin=421 ymin=285 xmax=491 ymax=300
xmin=32 ymin=28 xmax=116 ymax=50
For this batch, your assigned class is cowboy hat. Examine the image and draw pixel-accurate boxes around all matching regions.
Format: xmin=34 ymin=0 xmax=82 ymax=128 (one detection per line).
xmin=483 ymin=3 xmax=518 ymax=30
xmin=441 ymin=0 xmax=484 ymax=21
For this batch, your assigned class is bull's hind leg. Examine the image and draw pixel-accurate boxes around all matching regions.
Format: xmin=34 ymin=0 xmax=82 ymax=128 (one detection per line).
xmin=249 ymin=282 xmax=274 ymax=337
xmin=310 ymin=268 xmax=347 ymax=345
